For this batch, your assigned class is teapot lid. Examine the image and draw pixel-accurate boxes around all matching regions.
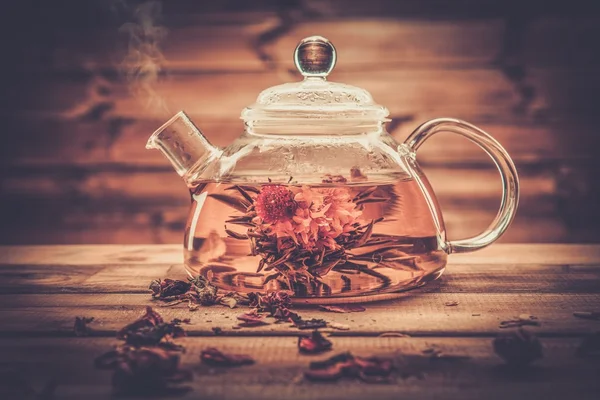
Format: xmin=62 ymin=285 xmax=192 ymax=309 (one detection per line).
xmin=241 ymin=36 xmax=389 ymax=131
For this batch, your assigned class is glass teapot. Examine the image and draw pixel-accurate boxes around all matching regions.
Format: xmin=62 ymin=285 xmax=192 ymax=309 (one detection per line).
xmin=146 ymin=36 xmax=519 ymax=303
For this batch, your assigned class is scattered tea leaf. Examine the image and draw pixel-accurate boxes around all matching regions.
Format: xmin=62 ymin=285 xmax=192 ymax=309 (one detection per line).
xmin=150 ymin=279 xmax=191 ymax=299
xmin=329 ymin=322 xmax=351 ymax=331
xmin=188 ymin=276 xmax=219 ymax=306
xmin=499 ymin=314 xmax=540 ymax=328
xmin=116 ymin=307 xmax=186 ymax=347
xmin=293 ymin=318 xmax=327 ymax=330
xmin=95 ymin=346 xmax=192 ymax=396
xmin=493 ymin=328 xmax=543 ymax=366
xmin=220 ymin=296 xmax=238 ymax=309
xmin=249 ymin=291 xmax=292 ymax=313
xmin=318 ymin=305 xmax=366 ymax=313
xmin=74 ymin=316 xmax=95 ymax=337
xmin=237 ymin=310 xmax=268 ymax=327
xmin=304 ymin=352 xmax=394 ymax=383
xmin=95 ymin=308 xmax=191 ymax=396
xmin=573 ymin=311 xmax=600 ymax=321
xmin=444 ymin=301 xmax=459 ymax=307
xmin=200 ymin=347 xmax=255 ymax=367
xmin=298 ymin=331 xmax=333 ymax=354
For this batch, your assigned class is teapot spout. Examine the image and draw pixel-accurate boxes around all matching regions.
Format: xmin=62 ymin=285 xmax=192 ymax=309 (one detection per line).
xmin=146 ymin=111 xmax=221 ymax=180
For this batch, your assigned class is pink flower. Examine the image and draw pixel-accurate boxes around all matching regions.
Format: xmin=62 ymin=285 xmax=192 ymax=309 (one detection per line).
xmin=255 ymin=185 xmax=297 ymax=224
xmin=256 ymin=185 xmax=362 ymax=251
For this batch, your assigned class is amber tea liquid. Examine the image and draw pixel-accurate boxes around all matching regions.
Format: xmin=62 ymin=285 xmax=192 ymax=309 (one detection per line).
xmin=184 ymin=177 xmax=447 ymax=303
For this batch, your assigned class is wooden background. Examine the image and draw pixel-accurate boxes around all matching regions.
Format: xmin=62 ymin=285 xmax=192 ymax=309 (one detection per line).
xmin=1 ymin=0 xmax=600 ymax=245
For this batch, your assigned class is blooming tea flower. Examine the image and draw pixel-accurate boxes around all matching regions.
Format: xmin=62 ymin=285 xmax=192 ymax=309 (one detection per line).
xmin=255 ymin=185 xmax=297 ymax=224
xmin=256 ymin=185 xmax=363 ymax=251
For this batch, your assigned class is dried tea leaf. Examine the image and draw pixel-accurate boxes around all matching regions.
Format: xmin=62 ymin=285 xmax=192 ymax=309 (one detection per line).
xmin=248 ymin=291 xmax=294 ymax=321
xmin=200 ymin=347 xmax=255 ymax=367
xmin=318 ymin=305 xmax=366 ymax=313
xmin=353 ymin=355 xmax=394 ymax=383
xmin=493 ymin=328 xmax=543 ymax=366
xmin=576 ymin=332 xmax=600 ymax=358
xmin=237 ymin=310 xmax=268 ymax=327
xmin=235 ymin=185 xmax=257 ymax=204
xmin=220 ymin=296 xmax=238 ymax=309
xmin=188 ymin=275 xmax=219 ymax=306
xmin=74 ymin=316 xmax=95 ymax=337
xmin=444 ymin=301 xmax=459 ymax=307
xmin=499 ymin=314 xmax=541 ymax=328
xmin=293 ymin=318 xmax=327 ymax=330
xmin=329 ymin=322 xmax=351 ymax=331
xmin=117 ymin=306 xmax=163 ymax=339
xmin=149 ymin=279 xmax=191 ymax=299
xmin=304 ymin=352 xmax=355 ymax=381
xmin=298 ymin=331 xmax=333 ymax=354
xmin=227 ymin=185 xmax=261 ymax=194
xmin=573 ymin=311 xmax=600 ymax=321
xmin=304 ymin=352 xmax=394 ymax=383
xmin=95 ymin=346 xmax=192 ymax=396
xmin=209 ymin=193 xmax=250 ymax=212
xmin=116 ymin=307 xmax=186 ymax=347
xmin=225 ymin=229 xmax=249 ymax=240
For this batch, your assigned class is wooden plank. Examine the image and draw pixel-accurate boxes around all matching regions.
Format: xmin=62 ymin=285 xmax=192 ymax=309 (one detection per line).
xmin=0 ymin=164 xmax=564 ymax=244
xmin=0 ymin=337 xmax=597 ymax=400
xmin=0 ymin=292 xmax=598 ymax=336
xmin=0 ymin=262 xmax=599 ymax=295
xmin=1 ymin=244 xmax=599 ymax=266
xmin=11 ymin=69 xmax=520 ymax=121
xmin=13 ymin=67 xmax=600 ymax=128
xmin=0 ymin=116 xmax=569 ymax=167
xmin=0 ymin=167 xmax=556 ymax=207
xmin=49 ymin=18 xmax=505 ymax=73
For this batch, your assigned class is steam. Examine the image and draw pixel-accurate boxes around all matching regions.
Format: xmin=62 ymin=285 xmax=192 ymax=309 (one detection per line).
xmin=118 ymin=1 xmax=169 ymax=115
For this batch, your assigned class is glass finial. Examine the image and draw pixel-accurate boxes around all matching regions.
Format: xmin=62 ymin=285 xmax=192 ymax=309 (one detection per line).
xmin=293 ymin=36 xmax=337 ymax=78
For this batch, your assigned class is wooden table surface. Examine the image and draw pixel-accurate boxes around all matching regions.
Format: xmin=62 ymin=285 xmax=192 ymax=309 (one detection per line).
xmin=1 ymin=244 xmax=599 ymax=399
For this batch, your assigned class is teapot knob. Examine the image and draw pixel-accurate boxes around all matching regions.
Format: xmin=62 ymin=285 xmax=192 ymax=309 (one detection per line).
xmin=294 ymin=36 xmax=337 ymax=78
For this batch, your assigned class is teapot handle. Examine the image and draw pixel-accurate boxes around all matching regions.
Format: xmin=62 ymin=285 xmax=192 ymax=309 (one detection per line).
xmin=402 ymin=118 xmax=519 ymax=254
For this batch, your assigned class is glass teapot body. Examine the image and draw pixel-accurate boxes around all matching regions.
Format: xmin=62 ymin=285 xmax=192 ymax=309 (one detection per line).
xmin=147 ymin=37 xmax=519 ymax=303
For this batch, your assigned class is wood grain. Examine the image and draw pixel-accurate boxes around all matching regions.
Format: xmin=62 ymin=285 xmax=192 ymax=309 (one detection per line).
xmin=0 ymin=244 xmax=598 ymax=398
xmin=15 ymin=69 xmax=522 ymax=120
xmin=1 ymin=337 xmax=598 ymax=400
xmin=49 ymin=18 xmax=505 ymax=73
xmin=3 ymin=244 xmax=598 ymax=266
xmin=0 ymin=117 xmax=568 ymax=167
xmin=1 ymin=292 xmax=599 ymax=336
xmin=0 ymin=165 xmax=564 ymax=244
xmin=1 ymin=262 xmax=599 ymax=295
xmin=0 ymin=244 xmax=598 ymax=336
xmin=4 ymin=4 xmax=600 ymax=245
